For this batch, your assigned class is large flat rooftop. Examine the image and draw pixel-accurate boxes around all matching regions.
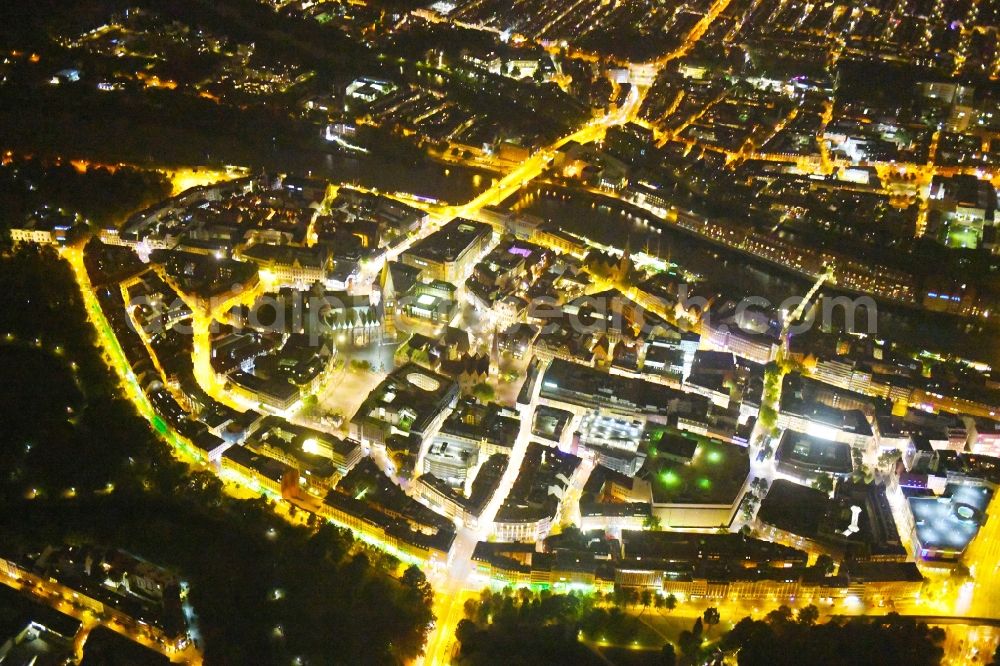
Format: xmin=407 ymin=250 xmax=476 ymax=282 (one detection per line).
xmin=642 ymin=432 xmax=750 ymax=506
xmin=775 ymin=429 xmax=853 ymax=476
xmin=910 ymin=484 xmax=991 ymax=560
xmin=403 ymin=218 xmax=491 ymax=264
xmin=540 ymin=358 xmax=707 ymax=417
xmin=756 ymin=479 xmax=829 ymax=539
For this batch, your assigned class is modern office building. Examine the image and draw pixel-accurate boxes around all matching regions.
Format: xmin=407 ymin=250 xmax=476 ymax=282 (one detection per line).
xmin=908 ymin=484 xmax=991 ymax=562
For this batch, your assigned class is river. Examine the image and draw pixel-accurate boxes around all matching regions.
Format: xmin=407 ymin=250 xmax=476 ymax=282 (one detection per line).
xmin=269 ymin=148 xmax=495 ymax=205
xmin=508 ymin=187 xmax=1000 ymax=366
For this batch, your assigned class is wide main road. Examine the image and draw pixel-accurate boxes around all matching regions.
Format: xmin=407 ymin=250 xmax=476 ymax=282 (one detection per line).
xmin=962 ymin=490 xmax=1000 ymax=620
xmin=420 ymin=372 xmax=545 ymax=665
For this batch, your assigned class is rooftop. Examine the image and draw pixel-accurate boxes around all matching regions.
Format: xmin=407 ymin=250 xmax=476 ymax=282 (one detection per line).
xmin=81 ymin=626 xmax=171 ymax=666
xmin=403 ymin=218 xmax=491 ymax=264
xmin=531 ymin=405 xmax=573 ymax=441
xmin=0 ymin=585 xmax=81 ymax=644
xmin=497 ymin=443 xmax=581 ymax=524
xmin=328 ymin=459 xmax=455 ymax=552
xmin=642 ymin=434 xmax=749 ymax=506
xmin=440 ymin=399 xmax=520 ymax=448
xmin=909 ymin=484 xmax=992 ymax=559
xmin=775 ymin=429 xmax=854 ymax=477
xmin=352 ymin=363 xmax=458 ymax=437
xmin=648 ymin=429 xmax=698 ymax=462
xmin=780 ymin=374 xmax=874 ymax=437
xmin=256 ymin=416 xmax=360 ymax=460
xmin=622 ymin=530 xmax=807 ymax=565
xmin=756 ymin=479 xmax=830 ymax=540
xmin=222 ymin=445 xmax=294 ymax=484
xmin=540 ymin=358 xmax=708 ymax=417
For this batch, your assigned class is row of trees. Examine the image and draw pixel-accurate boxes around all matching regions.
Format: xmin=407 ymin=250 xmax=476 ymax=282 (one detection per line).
xmin=757 ymin=361 xmax=783 ymax=435
xmin=740 ymin=476 xmax=771 ymax=521
xmin=454 ymin=585 xmax=977 ymax=666
xmin=455 ymin=586 xmax=972 ymax=666
xmin=456 ymin=588 xmax=631 ymax=664
xmin=454 ymin=586 xmax=693 ymax=664
xmin=721 ymin=606 xmax=949 ymax=666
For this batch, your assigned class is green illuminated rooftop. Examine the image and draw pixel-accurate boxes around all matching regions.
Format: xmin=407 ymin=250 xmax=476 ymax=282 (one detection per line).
xmin=644 ymin=432 xmax=750 ymax=506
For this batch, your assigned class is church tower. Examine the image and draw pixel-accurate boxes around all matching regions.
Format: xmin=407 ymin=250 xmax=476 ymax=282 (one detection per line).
xmin=378 ymin=262 xmax=397 ymax=340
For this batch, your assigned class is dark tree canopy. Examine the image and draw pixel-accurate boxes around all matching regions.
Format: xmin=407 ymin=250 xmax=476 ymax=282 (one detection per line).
xmin=0 ymin=247 xmax=435 ymax=664
xmin=721 ymin=609 xmax=946 ymax=666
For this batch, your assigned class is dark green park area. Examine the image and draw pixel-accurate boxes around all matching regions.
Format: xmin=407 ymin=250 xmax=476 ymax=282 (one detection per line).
xmin=0 ymin=245 xmax=434 ymax=665
xmin=0 ymin=346 xmax=84 ymax=443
